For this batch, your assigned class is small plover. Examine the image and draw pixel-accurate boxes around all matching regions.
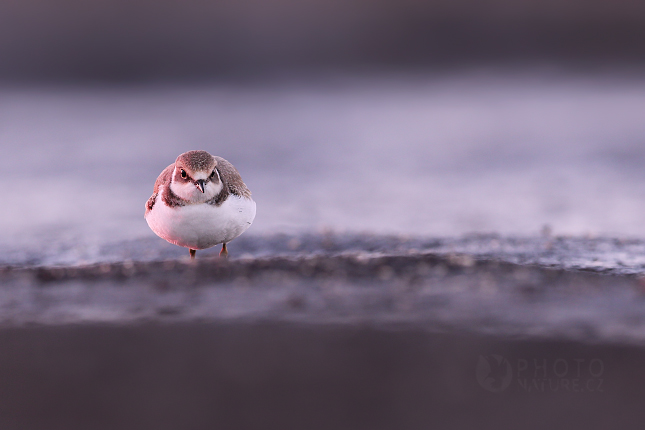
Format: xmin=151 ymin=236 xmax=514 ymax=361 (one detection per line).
xmin=145 ymin=150 xmax=256 ymax=258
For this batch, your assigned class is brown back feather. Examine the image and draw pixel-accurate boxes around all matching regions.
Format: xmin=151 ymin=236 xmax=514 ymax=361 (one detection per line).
xmin=214 ymin=156 xmax=252 ymax=198
xmin=154 ymin=164 xmax=175 ymax=194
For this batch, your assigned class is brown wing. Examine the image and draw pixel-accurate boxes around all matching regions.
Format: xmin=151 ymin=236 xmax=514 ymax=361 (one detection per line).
xmin=145 ymin=163 xmax=175 ymax=216
xmin=214 ymin=156 xmax=251 ymax=198
xmin=154 ymin=164 xmax=175 ymax=194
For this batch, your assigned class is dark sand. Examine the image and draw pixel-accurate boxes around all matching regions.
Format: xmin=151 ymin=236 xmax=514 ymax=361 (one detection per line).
xmin=1 ymin=322 xmax=644 ymax=430
xmin=1 ymin=247 xmax=645 ymax=429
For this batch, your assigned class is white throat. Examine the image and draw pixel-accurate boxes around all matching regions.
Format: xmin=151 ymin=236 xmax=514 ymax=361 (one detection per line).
xmin=169 ymin=168 xmax=222 ymax=203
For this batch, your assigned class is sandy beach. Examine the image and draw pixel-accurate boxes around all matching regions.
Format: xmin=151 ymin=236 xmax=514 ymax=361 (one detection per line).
xmin=1 ymin=240 xmax=645 ymax=428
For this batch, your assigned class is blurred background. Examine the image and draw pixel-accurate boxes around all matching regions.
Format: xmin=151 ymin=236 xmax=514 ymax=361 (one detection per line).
xmin=2 ymin=0 xmax=645 ymax=81
xmin=1 ymin=0 xmax=645 ymax=265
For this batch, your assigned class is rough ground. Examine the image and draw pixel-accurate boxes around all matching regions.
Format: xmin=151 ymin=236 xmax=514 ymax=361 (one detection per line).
xmin=1 ymin=235 xmax=645 ymax=428
xmin=1 ymin=242 xmax=645 ymax=344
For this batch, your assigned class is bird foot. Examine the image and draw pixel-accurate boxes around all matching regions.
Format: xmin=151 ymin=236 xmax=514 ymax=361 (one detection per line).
xmin=220 ymin=243 xmax=228 ymax=258
xmin=189 ymin=249 xmax=196 ymax=259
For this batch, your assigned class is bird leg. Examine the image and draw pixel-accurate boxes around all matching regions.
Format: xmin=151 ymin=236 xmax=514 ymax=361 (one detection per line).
xmin=189 ymin=248 xmax=196 ymax=259
xmin=220 ymin=243 xmax=228 ymax=258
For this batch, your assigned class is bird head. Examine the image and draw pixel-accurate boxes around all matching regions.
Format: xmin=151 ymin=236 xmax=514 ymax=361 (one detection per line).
xmin=170 ymin=150 xmax=222 ymax=202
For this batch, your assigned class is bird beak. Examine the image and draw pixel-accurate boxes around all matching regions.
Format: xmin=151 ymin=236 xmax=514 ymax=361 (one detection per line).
xmin=195 ymin=179 xmax=206 ymax=193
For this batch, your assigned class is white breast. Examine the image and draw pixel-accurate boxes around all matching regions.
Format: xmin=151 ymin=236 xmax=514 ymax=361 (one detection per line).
xmin=145 ymin=188 xmax=256 ymax=250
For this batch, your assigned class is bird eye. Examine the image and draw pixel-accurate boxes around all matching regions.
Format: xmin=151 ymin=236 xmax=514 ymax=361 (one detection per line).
xmin=210 ymin=170 xmax=216 ymax=179
xmin=180 ymin=169 xmax=187 ymax=179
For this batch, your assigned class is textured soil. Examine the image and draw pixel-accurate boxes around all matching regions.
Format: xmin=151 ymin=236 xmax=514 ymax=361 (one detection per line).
xmin=0 ymin=242 xmax=644 ymax=428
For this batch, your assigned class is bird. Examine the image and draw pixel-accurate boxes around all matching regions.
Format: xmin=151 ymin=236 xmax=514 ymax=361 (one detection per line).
xmin=145 ymin=150 xmax=256 ymax=259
